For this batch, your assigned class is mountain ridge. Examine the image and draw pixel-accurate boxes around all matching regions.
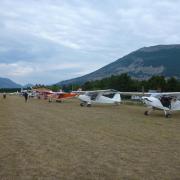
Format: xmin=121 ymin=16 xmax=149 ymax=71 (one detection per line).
xmin=56 ymin=44 xmax=180 ymax=86
xmin=0 ymin=77 xmax=22 ymax=89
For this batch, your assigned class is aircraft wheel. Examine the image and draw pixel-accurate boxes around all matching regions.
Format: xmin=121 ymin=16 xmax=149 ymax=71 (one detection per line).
xmin=144 ymin=111 xmax=149 ymax=116
xmin=115 ymin=102 xmax=120 ymax=106
xmin=165 ymin=114 xmax=171 ymax=118
xmin=87 ymin=104 xmax=91 ymax=107
xmin=80 ymin=103 xmax=85 ymax=107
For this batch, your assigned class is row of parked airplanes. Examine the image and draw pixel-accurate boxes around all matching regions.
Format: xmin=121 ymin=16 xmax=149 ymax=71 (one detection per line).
xmin=21 ymin=88 xmax=180 ymax=118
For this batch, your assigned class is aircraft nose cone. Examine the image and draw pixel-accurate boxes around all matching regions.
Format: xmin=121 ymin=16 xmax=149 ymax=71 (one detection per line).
xmin=141 ymin=96 xmax=146 ymax=100
xmin=78 ymin=94 xmax=90 ymax=102
xmin=141 ymin=96 xmax=147 ymax=104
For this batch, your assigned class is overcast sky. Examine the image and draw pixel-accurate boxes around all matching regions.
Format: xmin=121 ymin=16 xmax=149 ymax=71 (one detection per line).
xmin=0 ymin=0 xmax=180 ymax=85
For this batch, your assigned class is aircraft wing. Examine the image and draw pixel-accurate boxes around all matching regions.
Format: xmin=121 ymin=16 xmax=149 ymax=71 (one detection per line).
xmin=120 ymin=92 xmax=151 ymax=96
xmin=120 ymin=92 xmax=180 ymax=99
xmin=71 ymin=90 xmax=86 ymax=95
xmin=73 ymin=89 xmax=119 ymax=95
xmin=86 ymin=89 xmax=119 ymax=93
xmin=89 ymin=89 xmax=120 ymax=96
xmin=152 ymin=92 xmax=180 ymax=100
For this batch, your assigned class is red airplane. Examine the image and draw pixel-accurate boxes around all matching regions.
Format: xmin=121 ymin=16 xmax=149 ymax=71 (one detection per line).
xmin=33 ymin=88 xmax=77 ymax=102
xmin=50 ymin=92 xmax=77 ymax=102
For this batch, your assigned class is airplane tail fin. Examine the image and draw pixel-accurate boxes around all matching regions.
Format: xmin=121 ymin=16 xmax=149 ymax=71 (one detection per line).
xmin=113 ymin=93 xmax=121 ymax=102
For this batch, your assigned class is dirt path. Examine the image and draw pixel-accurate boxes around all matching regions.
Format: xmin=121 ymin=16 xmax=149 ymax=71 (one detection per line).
xmin=0 ymin=96 xmax=180 ymax=179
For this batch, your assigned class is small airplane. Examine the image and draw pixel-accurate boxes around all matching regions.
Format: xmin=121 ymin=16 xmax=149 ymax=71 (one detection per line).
xmin=48 ymin=92 xmax=77 ymax=102
xmin=32 ymin=88 xmax=77 ymax=102
xmin=77 ymin=89 xmax=121 ymax=107
xmin=121 ymin=92 xmax=180 ymax=118
xmin=32 ymin=88 xmax=54 ymax=99
xmin=142 ymin=92 xmax=180 ymax=118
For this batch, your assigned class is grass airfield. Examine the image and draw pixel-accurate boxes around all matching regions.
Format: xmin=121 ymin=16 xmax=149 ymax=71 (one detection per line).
xmin=0 ymin=95 xmax=180 ymax=179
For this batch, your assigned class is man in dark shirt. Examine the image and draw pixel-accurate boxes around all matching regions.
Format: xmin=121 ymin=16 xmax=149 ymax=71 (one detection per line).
xmin=3 ymin=92 xmax=6 ymax=99
xmin=24 ymin=92 xmax=28 ymax=102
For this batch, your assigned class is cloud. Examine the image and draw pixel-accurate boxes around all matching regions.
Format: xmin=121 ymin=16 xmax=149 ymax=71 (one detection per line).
xmin=0 ymin=60 xmax=103 ymax=84
xmin=0 ymin=0 xmax=180 ymax=84
xmin=0 ymin=62 xmax=34 ymax=77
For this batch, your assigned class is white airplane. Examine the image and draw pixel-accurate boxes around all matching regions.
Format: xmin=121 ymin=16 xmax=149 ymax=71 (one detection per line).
xmin=142 ymin=92 xmax=180 ymax=118
xmin=121 ymin=92 xmax=180 ymax=118
xmin=77 ymin=89 xmax=121 ymax=107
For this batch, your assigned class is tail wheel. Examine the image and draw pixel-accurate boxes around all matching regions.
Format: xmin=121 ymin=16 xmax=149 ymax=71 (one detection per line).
xmin=144 ymin=111 xmax=149 ymax=116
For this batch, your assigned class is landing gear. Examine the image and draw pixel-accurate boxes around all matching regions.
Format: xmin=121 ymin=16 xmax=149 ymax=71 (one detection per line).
xmin=165 ymin=114 xmax=171 ymax=118
xmin=80 ymin=102 xmax=91 ymax=107
xmin=144 ymin=107 xmax=172 ymax=118
xmin=80 ymin=102 xmax=85 ymax=107
xmin=115 ymin=102 xmax=120 ymax=106
xmin=144 ymin=107 xmax=153 ymax=116
xmin=144 ymin=111 xmax=149 ymax=116
xmin=164 ymin=110 xmax=171 ymax=118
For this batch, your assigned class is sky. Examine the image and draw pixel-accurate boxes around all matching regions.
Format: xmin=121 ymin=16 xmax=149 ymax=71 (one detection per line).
xmin=0 ymin=0 xmax=180 ymax=85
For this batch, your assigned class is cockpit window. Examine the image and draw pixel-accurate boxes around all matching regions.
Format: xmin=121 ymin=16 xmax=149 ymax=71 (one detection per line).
xmin=103 ymin=93 xmax=115 ymax=98
xmin=160 ymin=96 xmax=172 ymax=108
xmin=87 ymin=92 xmax=98 ymax=100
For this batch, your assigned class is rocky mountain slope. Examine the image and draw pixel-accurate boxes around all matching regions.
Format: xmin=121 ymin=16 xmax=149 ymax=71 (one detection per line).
xmin=57 ymin=44 xmax=180 ymax=85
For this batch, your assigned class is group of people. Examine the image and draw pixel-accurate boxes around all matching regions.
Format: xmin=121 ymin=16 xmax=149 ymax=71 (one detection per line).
xmin=2 ymin=92 xmax=29 ymax=102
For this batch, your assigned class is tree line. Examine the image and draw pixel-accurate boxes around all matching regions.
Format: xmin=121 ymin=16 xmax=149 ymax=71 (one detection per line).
xmin=1 ymin=74 xmax=180 ymax=93
xmin=81 ymin=74 xmax=180 ymax=92
xmin=31 ymin=74 xmax=180 ymax=92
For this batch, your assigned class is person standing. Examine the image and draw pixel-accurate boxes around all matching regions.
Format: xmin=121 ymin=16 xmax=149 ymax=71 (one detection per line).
xmin=24 ymin=92 xmax=28 ymax=102
xmin=3 ymin=92 xmax=6 ymax=99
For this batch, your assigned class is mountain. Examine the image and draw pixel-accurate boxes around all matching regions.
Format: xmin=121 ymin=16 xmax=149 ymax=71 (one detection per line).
xmin=56 ymin=44 xmax=180 ymax=86
xmin=0 ymin=77 xmax=22 ymax=88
